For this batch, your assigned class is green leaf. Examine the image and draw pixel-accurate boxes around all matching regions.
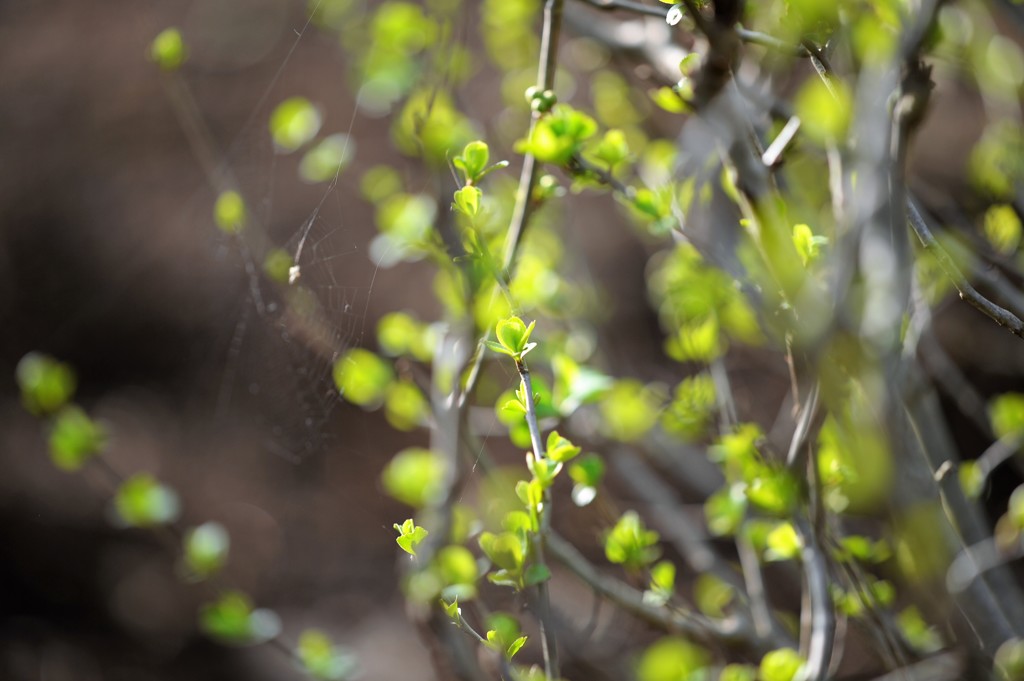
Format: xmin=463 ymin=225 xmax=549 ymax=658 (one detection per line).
xmin=333 ymin=348 xmax=394 ymax=408
xmin=48 ymin=405 xmax=105 ymax=471
xmin=1009 ymin=485 xmax=1024 ymax=530
xmin=524 ymin=562 xmax=552 ymax=586
xmin=636 ymin=637 xmax=710 ymax=681
xmin=436 ymin=545 xmax=479 ymax=597
xmin=199 ymin=591 xmax=280 ymax=646
xmin=661 ymin=373 xmax=717 ymax=441
xmin=262 ymin=248 xmax=294 ymax=284
xmin=588 ymin=128 xmax=630 ymax=168
xmin=546 ymin=431 xmax=582 ymax=463
xmin=552 ymin=353 xmax=613 ymax=416
xmin=764 ymin=522 xmax=803 ymax=561
xmin=394 ymin=518 xmax=429 ymax=556
xmin=298 ymin=629 xmax=358 ymax=680
xmin=644 ymin=560 xmax=675 ymax=606
xmin=214 ymin=190 xmax=247 ymax=234
xmin=452 ymin=185 xmax=482 ymax=217
xmin=515 ymin=105 xmax=598 ymax=164
xmin=795 ymin=79 xmax=851 ymax=144
xmin=960 ymin=461 xmax=984 ymax=499
xmin=694 ymin=573 xmax=734 ymax=617
xmin=149 ymin=28 xmax=187 ymax=71
xmin=495 ymin=316 xmax=536 ymax=356
xmin=485 ymin=613 xmax=526 ymax=659
xmin=792 ymin=223 xmax=828 ymax=266
xmin=745 ymin=466 xmax=799 ymax=515
xmin=479 ymin=532 xmax=525 ymax=574
xmin=703 ymin=483 xmax=747 ymax=537
xmin=506 ymin=636 xmax=528 ymax=660
xmin=996 ymin=638 xmax=1024 ymax=681
xmin=605 ymin=511 xmax=660 ymax=570
xmin=719 ymin=664 xmax=757 ymax=681
xmin=382 ymin=448 xmax=446 ymax=508
xmin=990 ymin=393 xmax=1024 ymax=439
xmin=599 ymin=380 xmax=663 ymax=442
xmin=300 ymin=133 xmax=356 ymax=183
xmin=184 ymin=522 xmax=230 ymax=579
xmin=384 ymin=380 xmax=428 ymax=431
xmin=759 ymin=648 xmax=805 ymax=681
xmin=984 ymin=204 xmax=1023 ymax=254
xmin=442 ymin=598 xmax=461 ymax=622
xmin=453 ymin=140 xmax=490 ymax=183
xmin=569 ymin=454 xmax=605 ymax=487
xmin=526 ymin=452 xmax=562 ymax=488
xmin=16 ymin=353 xmax=76 ymax=416
xmin=113 ymin=474 xmax=180 ymax=528
xmin=269 ymin=96 xmax=323 ymax=152
xmin=649 ymin=86 xmax=688 ymax=114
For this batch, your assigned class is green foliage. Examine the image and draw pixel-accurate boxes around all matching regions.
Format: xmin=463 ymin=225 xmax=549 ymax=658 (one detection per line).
xmin=214 ymin=190 xmax=247 ymax=234
xmin=896 ymin=606 xmax=942 ymax=654
xmin=48 ymin=406 xmax=105 ymax=471
xmin=990 ymin=393 xmax=1024 ymax=439
xmin=645 ymin=560 xmax=676 ymax=606
xmin=764 ymin=521 xmax=802 ymax=561
xmin=598 ymin=380 xmax=663 ymax=442
xmin=300 ymin=134 xmax=355 ymax=183
xmin=333 ymin=348 xmax=394 ymax=408
xmin=694 ymin=573 xmax=734 ymax=618
xmin=270 ymin=97 xmax=323 ymax=152
xmin=199 ymin=591 xmax=281 ymax=646
xmin=795 ymin=79 xmax=851 ymax=144
xmin=149 ymin=28 xmax=187 ymax=71
xmin=297 ymin=629 xmax=358 ymax=680
xmin=382 ymin=448 xmax=446 ymax=508
xmin=377 ymin=312 xmax=434 ymax=361
xmin=996 ymin=638 xmax=1024 ymax=681
xmin=516 ymin=105 xmax=598 ymax=165
xmin=384 ymin=380 xmax=428 ymax=431
xmin=184 ymin=522 xmax=230 ymax=580
xmin=661 ymin=373 xmax=717 ymax=441
xmin=113 ymin=474 xmax=180 ymax=528
xmin=479 ymin=530 xmax=530 ymax=589
xmin=436 ymin=545 xmax=479 ymax=599
xmin=17 ymin=353 xmax=76 ymax=416
xmin=568 ymin=453 xmax=604 ymax=507
xmin=704 ymin=483 xmax=748 ymax=537
xmin=791 ymin=223 xmax=828 ymax=266
xmin=758 ymin=648 xmax=805 ymax=681
xmin=635 ymin=637 xmax=710 ymax=681
xmin=485 ymin=316 xmax=537 ymax=359
xmin=485 ymin=613 xmax=529 ymax=660
xmin=394 ymin=518 xmax=429 ymax=556
xmin=605 ymin=511 xmax=660 ymax=570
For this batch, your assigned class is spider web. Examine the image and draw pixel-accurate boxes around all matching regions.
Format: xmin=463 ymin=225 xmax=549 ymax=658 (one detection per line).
xmin=187 ymin=1 xmax=376 ymax=465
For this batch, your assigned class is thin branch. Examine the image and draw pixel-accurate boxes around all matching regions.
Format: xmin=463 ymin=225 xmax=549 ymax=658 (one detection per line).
xmin=570 ymin=0 xmax=808 ymax=56
xmin=867 ymin=652 xmax=964 ymax=681
xmin=907 ymin=199 xmax=1024 ymax=340
xmin=795 ymin=516 xmax=835 ymax=681
xmin=502 ymin=0 xmax=565 ymax=275
xmin=545 ymin=532 xmax=784 ymax=652
xmin=736 ymin=531 xmax=775 ymax=639
xmin=515 ymin=356 xmax=560 ymax=681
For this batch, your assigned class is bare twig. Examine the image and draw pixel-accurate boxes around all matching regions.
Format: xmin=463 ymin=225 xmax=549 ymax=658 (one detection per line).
xmin=515 ymin=356 xmax=560 ymax=680
xmin=545 ymin=532 xmax=787 ymax=652
xmin=502 ymin=0 xmax=565 ymax=276
xmin=907 ymin=199 xmax=1024 ymax=340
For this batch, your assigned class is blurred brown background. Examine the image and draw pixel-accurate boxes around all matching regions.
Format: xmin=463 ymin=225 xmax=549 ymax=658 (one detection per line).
xmin=0 ymin=1 xmax=444 ymax=679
